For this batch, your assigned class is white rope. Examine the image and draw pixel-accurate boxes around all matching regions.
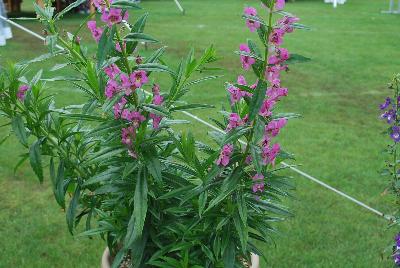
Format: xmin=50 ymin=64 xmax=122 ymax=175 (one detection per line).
xmin=173 ymin=0 xmax=184 ymax=13
xmin=0 ymin=15 xmax=392 ymax=221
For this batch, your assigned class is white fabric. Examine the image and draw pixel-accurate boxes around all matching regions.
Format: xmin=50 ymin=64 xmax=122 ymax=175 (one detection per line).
xmin=0 ymin=0 xmax=12 ymax=46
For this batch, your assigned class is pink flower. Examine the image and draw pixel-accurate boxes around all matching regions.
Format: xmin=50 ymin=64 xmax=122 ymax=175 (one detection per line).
xmin=101 ymin=8 xmax=128 ymax=28
xmin=266 ymin=87 xmax=288 ymax=101
xmin=113 ymin=97 xmax=127 ymax=119
xmin=244 ymin=7 xmax=261 ymax=32
xmin=245 ymin=155 xmax=252 ymax=164
xmin=262 ymin=143 xmax=280 ymax=166
xmin=131 ymin=111 xmax=146 ymax=128
xmin=252 ymin=174 xmax=265 ymax=193
xmin=216 ymin=144 xmax=234 ymax=167
xmin=121 ymin=126 xmax=135 ymax=145
xmin=105 ymin=79 xmax=119 ymax=99
xmin=228 ymin=85 xmax=244 ymax=104
xmin=115 ymin=41 xmax=126 ymax=52
xmin=150 ymin=114 xmax=162 ymax=129
xmin=153 ymin=95 xmax=164 ymax=106
xmin=92 ymin=0 xmax=106 ymax=11
xmin=152 ymin=84 xmax=160 ymax=95
xmin=269 ymin=28 xmax=284 ymax=46
xmin=259 ymin=99 xmax=276 ymax=117
xmin=87 ymin=20 xmax=103 ymax=43
xmin=265 ymin=65 xmax=286 ymax=83
xmin=239 ymin=44 xmax=256 ymax=70
xmin=104 ymin=64 xmax=121 ymax=79
xmin=265 ymin=118 xmax=287 ymax=137
xmin=237 ymin=75 xmax=255 ymax=97
xmin=275 ymin=0 xmax=285 ymax=10
xmin=278 ymin=16 xmax=300 ymax=33
xmin=269 ymin=48 xmax=290 ymax=65
xmin=17 ymin=85 xmax=29 ymax=101
xmin=226 ymin=113 xmax=244 ymax=131
xmin=130 ymin=70 xmax=149 ymax=89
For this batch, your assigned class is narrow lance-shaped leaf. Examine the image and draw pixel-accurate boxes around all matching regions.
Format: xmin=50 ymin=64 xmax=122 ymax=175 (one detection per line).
xmin=29 ymin=140 xmax=43 ymax=183
xmin=66 ymin=184 xmax=81 ymax=234
xmin=11 ymin=116 xmax=27 ymax=146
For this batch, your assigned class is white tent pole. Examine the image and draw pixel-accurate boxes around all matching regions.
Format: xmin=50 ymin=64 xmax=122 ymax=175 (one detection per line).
xmin=333 ymin=0 xmax=337 ymax=8
xmin=173 ymin=0 xmax=184 ymax=14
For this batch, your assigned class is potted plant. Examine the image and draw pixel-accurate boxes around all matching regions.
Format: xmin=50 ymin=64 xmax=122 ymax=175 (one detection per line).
xmin=0 ymin=0 xmax=305 ymax=266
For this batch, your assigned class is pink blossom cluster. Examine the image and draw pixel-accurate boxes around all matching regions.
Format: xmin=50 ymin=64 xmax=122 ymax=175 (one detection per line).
xmin=149 ymin=84 xmax=164 ymax=129
xmin=17 ymin=84 xmax=30 ymax=101
xmin=227 ymin=75 xmax=256 ymax=105
xmin=216 ymin=144 xmax=234 ymax=167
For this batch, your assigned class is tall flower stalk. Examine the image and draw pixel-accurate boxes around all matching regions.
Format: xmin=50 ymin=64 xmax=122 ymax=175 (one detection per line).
xmin=380 ymin=74 xmax=400 ymax=266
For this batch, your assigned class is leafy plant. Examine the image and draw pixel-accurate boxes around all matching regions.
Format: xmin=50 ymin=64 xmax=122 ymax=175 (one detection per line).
xmin=379 ymin=74 xmax=400 ymax=267
xmin=0 ymin=0 xmax=307 ymax=266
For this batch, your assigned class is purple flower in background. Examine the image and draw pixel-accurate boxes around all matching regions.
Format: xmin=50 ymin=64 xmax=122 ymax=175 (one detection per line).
xmin=380 ymin=97 xmax=392 ymax=110
xmin=391 ymin=126 xmax=400 ymax=143
xmin=244 ymin=7 xmax=260 ymax=32
xmin=17 ymin=85 xmax=30 ymax=101
xmin=381 ymin=109 xmax=396 ymax=124
xmin=394 ymin=253 xmax=400 ymax=266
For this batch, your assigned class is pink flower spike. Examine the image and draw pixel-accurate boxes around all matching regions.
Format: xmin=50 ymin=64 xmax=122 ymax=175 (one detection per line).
xmin=244 ymin=7 xmax=261 ymax=32
xmin=152 ymin=84 xmax=161 ymax=95
xmin=216 ymin=144 xmax=234 ymax=167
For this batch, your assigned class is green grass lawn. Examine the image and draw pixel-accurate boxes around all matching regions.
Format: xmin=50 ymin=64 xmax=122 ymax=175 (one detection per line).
xmin=1 ymin=0 xmax=400 ymax=267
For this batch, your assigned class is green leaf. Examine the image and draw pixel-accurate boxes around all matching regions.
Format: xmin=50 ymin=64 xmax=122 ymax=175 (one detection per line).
xmin=223 ymin=241 xmax=235 ymax=268
xmin=286 ymin=53 xmax=311 ymax=64
xmin=170 ymin=103 xmax=214 ymax=112
xmin=124 ymin=33 xmax=158 ymax=43
xmin=83 ymin=167 xmax=121 ymax=186
xmin=137 ymin=63 xmax=176 ymax=76
xmin=142 ymin=104 xmax=170 ymax=117
xmin=111 ymin=0 xmax=141 ymax=9
xmin=55 ymin=0 xmax=86 ymax=19
xmin=205 ymin=168 xmax=242 ymax=212
xmin=250 ymin=145 xmax=263 ymax=174
xmin=29 ymin=140 xmax=43 ymax=183
xmin=125 ymin=167 xmax=148 ymax=248
xmin=184 ymin=75 xmax=222 ymax=88
xmin=143 ymin=147 xmax=162 ymax=182
xmin=66 ymin=184 xmax=81 ymax=234
xmin=248 ymin=80 xmax=267 ymax=121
